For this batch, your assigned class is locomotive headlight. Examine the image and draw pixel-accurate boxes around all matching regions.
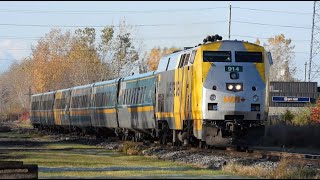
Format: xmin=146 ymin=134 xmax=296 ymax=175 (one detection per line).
xmin=230 ymin=72 xmax=239 ymax=79
xmin=210 ymin=94 xmax=216 ymax=101
xmin=227 ymin=84 xmax=234 ymax=90
xmin=253 ymin=95 xmax=259 ymax=102
xmin=235 ymin=84 xmax=242 ymax=90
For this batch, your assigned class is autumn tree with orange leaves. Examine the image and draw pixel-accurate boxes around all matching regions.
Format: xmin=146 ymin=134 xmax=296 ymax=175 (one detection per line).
xmin=146 ymin=47 xmax=180 ymax=71
xmin=0 ymin=18 xmax=142 ymax=117
xmin=264 ymin=34 xmax=297 ymax=82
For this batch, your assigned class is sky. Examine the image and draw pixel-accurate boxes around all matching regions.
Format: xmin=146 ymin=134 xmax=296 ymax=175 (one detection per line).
xmin=0 ymin=1 xmax=316 ymax=82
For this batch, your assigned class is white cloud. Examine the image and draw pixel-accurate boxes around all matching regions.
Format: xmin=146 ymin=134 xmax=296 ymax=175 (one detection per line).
xmin=0 ymin=40 xmax=32 ymax=72
xmin=0 ymin=39 xmax=31 ymax=62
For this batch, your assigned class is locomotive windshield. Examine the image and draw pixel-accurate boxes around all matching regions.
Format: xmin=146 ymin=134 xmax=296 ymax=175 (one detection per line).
xmin=203 ymin=51 xmax=231 ymax=62
xmin=235 ymin=51 xmax=263 ymax=63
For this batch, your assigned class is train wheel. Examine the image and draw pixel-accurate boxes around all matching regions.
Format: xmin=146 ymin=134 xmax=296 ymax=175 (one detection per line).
xmin=173 ymin=141 xmax=181 ymax=147
xmin=134 ymin=133 xmax=141 ymax=142
xmin=161 ymin=133 xmax=168 ymax=145
xmin=199 ymin=141 xmax=205 ymax=149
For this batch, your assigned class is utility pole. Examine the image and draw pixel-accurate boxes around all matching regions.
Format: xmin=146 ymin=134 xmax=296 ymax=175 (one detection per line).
xmin=24 ymin=86 xmax=32 ymax=111
xmin=308 ymin=1 xmax=320 ymax=82
xmin=228 ymin=5 xmax=232 ymax=40
xmin=309 ymin=1 xmax=316 ymax=82
xmin=305 ymin=61 xmax=308 ymax=82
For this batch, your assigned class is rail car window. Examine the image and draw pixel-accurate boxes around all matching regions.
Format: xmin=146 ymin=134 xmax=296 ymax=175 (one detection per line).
xmin=40 ymin=100 xmax=45 ymax=110
xmin=165 ymin=58 xmax=171 ymax=71
xmin=95 ymin=93 xmax=102 ymax=107
xmin=183 ymin=54 xmax=190 ymax=66
xmin=141 ymin=87 xmax=145 ymax=103
xmin=139 ymin=88 xmax=142 ymax=104
xmin=178 ymin=54 xmax=186 ymax=68
xmin=72 ymin=96 xmax=78 ymax=108
xmin=190 ymin=50 xmax=197 ymax=64
xmin=135 ymin=88 xmax=138 ymax=104
xmin=123 ymin=89 xmax=126 ymax=105
xmin=235 ymin=51 xmax=263 ymax=63
xmin=132 ymin=88 xmax=135 ymax=104
xmin=128 ymin=89 xmax=131 ymax=104
xmin=127 ymin=89 xmax=131 ymax=104
xmin=104 ymin=93 xmax=108 ymax=106
xmin=135 ymin=88 xmax=139 ymax=104
xmin=131 ymin=88 xmax=134 ymax=104
xmin=41 ymin=100 xmax=45 ymax=110
xmin=57 ymin=98 xmax=65 ymax=109
xmin=123 ymin=90 xmax=127 ymax=105
xmin=54 ymin=99 xmax=60 ymax=109
xmin=203 ymin=51 xmax=231 ymax=62
xmin=133 ymin=88 xmax=137 ymax=104
xmin=105 ymin=92 xmax=108 ymax=106
xmin=45 ymin=100 xmax=53 ymax=110
xmin=136 ymin=87 xmax=140 ymax=104
xmin=140 ymin=87 xmax=144 ymax=104
xmin=106 ymin=92 xmax=112 ymax=106
xmin=125 ymin=89 xmax=128 ymax=105
xmin=137 ymin=88 xmax=139 ymax=103
xmin=32 ymin=101 xmax=37 ymax=110
xmin=178 ymin=53 xmax=190 ymax=68
xmin=71 ymin=95 xmax=89 ymax=108
xmin=31 ymin=102 xmax=36 ymax=110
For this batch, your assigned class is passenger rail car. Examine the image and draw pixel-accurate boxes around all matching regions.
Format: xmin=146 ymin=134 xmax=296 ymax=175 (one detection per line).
xmin=53 ymin=88 xmax=71 ymax=129
xmin=30 ymin=35 xmax=272 ymax=147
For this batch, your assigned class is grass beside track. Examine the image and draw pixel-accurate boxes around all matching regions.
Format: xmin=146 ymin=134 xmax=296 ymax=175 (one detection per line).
xmin=0 ymin=127 xmax=241 ymax=179
xmin=5 ymin=120 xmax=320 ymax=179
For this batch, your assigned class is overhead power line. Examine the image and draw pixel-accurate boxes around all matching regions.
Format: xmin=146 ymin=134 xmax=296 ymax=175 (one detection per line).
xmin=233 ymin=6 xmax=312 ymax=16
xmin=233 ymin=20 xmax=311 ymax=29
xmin=0 ymin=6 xmax=311 ymax=16
xmin=0 ymin=7 xmax=227 ymax=14
xmin=0 ymin=20 xmax=311 ymax=30
xmin=0 ymin=35 xmax=311 ymax=45
xmin=232 ymin=34 xmax=310 ymax=42
xmin=0 ymin=21 xmax=227 ymax=28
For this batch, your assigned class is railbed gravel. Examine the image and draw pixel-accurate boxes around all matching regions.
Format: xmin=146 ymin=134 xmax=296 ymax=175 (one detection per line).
xmin=97 ymin=141 xmax=282 ymax=171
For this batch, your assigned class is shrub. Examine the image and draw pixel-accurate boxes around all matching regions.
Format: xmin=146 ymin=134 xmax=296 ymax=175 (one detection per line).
xmin=280 ymin=109 xmax=295 ymax=125
xmin=223 ymin=158 xmax=319 ymax=179
xmin=292 ymin=107 xmax=312 ymax=126
xmin=311 ymin=99 xmax=320 ymax=124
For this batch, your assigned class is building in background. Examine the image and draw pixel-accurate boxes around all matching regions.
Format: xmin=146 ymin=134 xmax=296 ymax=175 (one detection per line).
xmin=268 ymin=81 xmax=320 ymax=119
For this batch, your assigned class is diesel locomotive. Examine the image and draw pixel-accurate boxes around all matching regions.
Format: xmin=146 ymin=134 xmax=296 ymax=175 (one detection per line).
xmin=30 ymin=35 xmax=273 ymax=147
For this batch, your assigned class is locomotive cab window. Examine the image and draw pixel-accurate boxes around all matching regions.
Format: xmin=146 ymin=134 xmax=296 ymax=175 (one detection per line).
xmin=203 ymin=51 xmax=231 ymax=62
xmin=235 ymin=51 xmax=263 ymax=63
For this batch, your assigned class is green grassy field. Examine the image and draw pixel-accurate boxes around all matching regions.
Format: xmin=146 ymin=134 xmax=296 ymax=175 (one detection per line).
xmin=0 ymin=129 xmax=246 ymax=179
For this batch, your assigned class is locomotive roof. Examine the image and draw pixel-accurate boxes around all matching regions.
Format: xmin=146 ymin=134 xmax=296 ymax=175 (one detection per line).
xmin=32 ymin=91 xmax=55 ymax=97
xmin=162 ymin=39 xmax=261 ymax=57
xmin=42 ymin=91 xmax=56 ymax=95
xmin=31 ymin=93 xmax=43 ymax=97
xmin=94 ymin=78 xmax=119 ymax=87
xmin=121 ymin=71 xmax=156 ymax=81
xmin=72 ymin=83 xmax=94 ymax=90
xmin=56 ymin=88 xmax=71 ymax=92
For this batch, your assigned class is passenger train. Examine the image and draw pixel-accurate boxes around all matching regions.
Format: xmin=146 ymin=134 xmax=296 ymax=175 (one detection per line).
xmin=30 ymin=35 xmax=273 ymax=148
